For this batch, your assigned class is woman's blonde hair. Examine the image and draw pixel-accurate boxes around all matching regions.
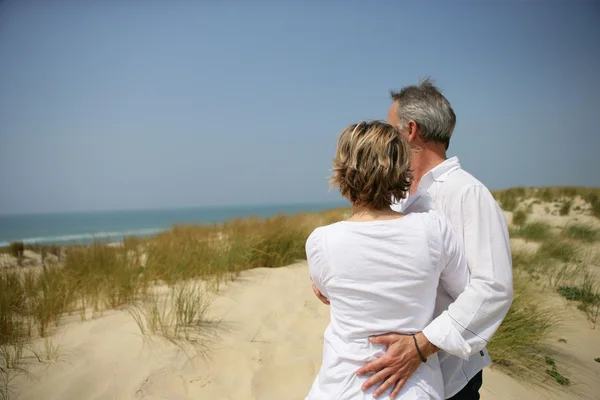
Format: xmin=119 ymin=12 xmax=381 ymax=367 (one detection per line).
xmin=330 ymin=121 xmax=413 ymax=209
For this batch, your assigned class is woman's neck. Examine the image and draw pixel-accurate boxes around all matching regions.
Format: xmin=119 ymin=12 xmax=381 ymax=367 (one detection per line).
xmin=348 ymin=205 xmax=403 ymax=222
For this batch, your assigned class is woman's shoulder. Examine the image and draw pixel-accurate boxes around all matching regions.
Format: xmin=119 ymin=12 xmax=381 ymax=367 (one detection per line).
xmin=306 ymin=222 xmax=352 ymax=253
xmin=309 ymin=221 xmax=344 ymax=238
xmin=305 ymin=224 xmax=343 ymax=270
xmin=306 ymin=223 xmax=335 ymax=247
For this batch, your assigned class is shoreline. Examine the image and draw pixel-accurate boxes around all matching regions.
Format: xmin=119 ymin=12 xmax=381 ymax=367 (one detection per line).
xmin=0 ymin=202 xmax=348 ymax=248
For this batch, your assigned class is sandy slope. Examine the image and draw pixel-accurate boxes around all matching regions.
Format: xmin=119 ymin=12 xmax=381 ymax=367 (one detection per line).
xmin=13 ymin=262 xmax=599 ymax=400
xmin=15 ymin=264 xmax=326 ymax=400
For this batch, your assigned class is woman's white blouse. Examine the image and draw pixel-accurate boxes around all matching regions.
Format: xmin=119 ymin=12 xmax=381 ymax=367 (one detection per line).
xmin=306 ymin=211 xmax=470 ymax=400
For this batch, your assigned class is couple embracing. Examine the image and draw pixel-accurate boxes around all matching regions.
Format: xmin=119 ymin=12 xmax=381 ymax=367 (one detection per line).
xmin=306 ymin=79 xmax=513 ymax=400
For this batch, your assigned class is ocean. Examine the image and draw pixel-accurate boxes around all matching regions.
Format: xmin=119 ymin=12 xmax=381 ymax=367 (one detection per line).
xmin=0 ymin=202 xmax=346 ymax=247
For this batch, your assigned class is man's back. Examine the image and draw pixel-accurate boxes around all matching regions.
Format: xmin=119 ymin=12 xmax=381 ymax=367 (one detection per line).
xmin=396 ymin=157 xmax=513 ymax=397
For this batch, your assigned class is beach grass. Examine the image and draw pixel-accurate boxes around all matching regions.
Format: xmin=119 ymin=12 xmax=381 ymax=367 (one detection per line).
xmin=494 ymin=190 xmax=519 ymax=212
xmin=512 ymin=210 xmax=528 ymax=226
xmin=537 ymin=239 xmax=578 ymax=263
xmin=563 ymin=224 xmax=599 ymax=243
xmin=489 ymin=189 xmax=600 ymax=384
xmin=128 ymin=281 xmax=212 ymax=356
xmin=557 ymin=268 xmax=600 ymax=329
xmin=7 ymin=243 xmax=24 ymax=264
xmin=559 ymin=200 xmax=572 ymax=216
xmin=492 ymin=186 xmax=600 ymax=218
xmin=0 ymin=243 xmax=62 ymax=258
xmin=487 ymin=274 xmax=555 ymax=381
xmin=509 ymin=221 xmax=553 ymax=241
xmin=488 ymin=248 xmax=559 ymax=381
xmin=2 ymin=188 xmax=600 ymax=397
xmin=0 ymin=207 xmax=349 ymax=398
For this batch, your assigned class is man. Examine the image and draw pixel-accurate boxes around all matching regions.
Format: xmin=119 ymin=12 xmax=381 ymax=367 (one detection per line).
xmin=313 ymin=79 xmax=513 ymax=399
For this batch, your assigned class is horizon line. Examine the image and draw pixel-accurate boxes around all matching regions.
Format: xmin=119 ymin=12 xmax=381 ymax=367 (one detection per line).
xmin=0 ymin=199 xmax=349 ymax=218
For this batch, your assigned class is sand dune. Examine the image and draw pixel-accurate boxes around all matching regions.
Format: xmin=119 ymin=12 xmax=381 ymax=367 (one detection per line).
xmin=15 ymin=264 xmax=326 ymax=400
xmin=13 ymin=260 xmax=598 ymax=399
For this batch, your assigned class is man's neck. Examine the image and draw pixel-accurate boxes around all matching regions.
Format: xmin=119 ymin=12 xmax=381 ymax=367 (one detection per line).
xmin=409 ymin=145 xmax=447 ymax=196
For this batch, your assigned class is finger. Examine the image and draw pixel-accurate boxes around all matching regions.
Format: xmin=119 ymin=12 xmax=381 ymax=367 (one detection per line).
xmin=373 ymin=373 xmax=401 ymax=398
xmin=311 ymin=286 xmax=329 ymax=305
xmin=312 ymin=284 xmax=321 ymax=296
xmin=356 ymin=357 xmax=388 ymax=376
xmin=311 ymin=286 xmax=328 ymax=303
xmin=360 ymin=366 xmax=393 ymax=390
xmin=389 ymin=377 xmax=408 ymax=399
xmin=368 ymin=334 xmax=397 ymax=345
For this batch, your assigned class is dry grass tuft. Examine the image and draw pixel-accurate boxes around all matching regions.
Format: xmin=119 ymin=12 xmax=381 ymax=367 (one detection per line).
xmin=488 ymin=275 xmax=555 ymax=381
xmin=492 ymin=186 xmax=600 ymax=217
xmin=564 ymin=223 xmax=599 ymax=243
xmin=537 ymin=240 xmax=578 ymax=263
xmin=509 ymin=221 xmax=553 ymax=241
xmin=512 ymin=210 xmax=528 ymax=226
xmin=128 ymin=281 xmax=212 ymax=357
xmin=0 ymin=207 xmax=349 ymax=398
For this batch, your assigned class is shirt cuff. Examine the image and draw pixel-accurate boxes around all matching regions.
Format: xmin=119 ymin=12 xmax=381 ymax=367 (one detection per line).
xmin=422 ymin=312 xmax=472 ymax=360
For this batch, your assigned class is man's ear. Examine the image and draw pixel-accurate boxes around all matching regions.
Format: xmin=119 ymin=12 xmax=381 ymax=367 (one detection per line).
xmin=407 ymin=120 xmax=419 ymax=144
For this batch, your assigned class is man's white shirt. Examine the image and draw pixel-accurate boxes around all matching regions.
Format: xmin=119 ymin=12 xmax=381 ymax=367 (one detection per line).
xmin=392 ymin=157 xmax=513 ymax=398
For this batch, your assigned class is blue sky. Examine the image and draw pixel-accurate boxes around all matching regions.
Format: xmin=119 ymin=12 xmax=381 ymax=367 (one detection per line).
xmin=0 ymin=0 xmax=598 ymax=214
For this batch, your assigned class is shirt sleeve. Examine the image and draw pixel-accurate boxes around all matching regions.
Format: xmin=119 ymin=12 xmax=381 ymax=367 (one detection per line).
xmin=422 ymin=185 xmax=514 ymax=358
xmin=422 ymin=212 xmax=471 ymax=359
xmin=306 ymin=228 xmax=329 ymax=298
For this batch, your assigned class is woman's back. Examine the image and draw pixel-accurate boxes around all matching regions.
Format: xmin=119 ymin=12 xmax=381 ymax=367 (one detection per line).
xmin=306 ymin=211 xmax=468 ymax=400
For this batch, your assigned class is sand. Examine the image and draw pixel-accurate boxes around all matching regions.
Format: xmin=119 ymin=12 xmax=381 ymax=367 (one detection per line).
xmin=14 ymin=264 xmax=326 ymax=400
xmin=8 ymin=197 xmax=600 ymax=399
xmin=11 ymin=260 xmax=599 ymax=400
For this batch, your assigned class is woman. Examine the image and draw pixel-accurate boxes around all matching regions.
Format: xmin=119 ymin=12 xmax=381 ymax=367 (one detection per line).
xmin=305 ymin=121 xmax=469 ymax=400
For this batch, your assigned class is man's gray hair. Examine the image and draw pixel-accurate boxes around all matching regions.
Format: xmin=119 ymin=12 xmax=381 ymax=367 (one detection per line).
xmin=390 ymin=78 xmax=456 ymax=148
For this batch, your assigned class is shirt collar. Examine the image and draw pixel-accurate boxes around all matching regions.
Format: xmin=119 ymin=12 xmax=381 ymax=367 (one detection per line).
xmin=427 ymin=156 xmax=461 ymax=183
xmin=400 ymin=157 xmax=461 ymax=210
